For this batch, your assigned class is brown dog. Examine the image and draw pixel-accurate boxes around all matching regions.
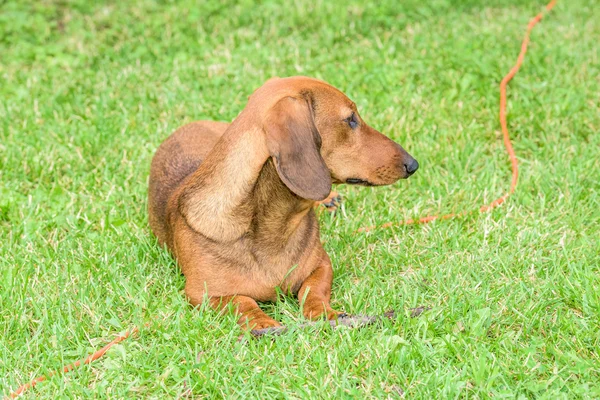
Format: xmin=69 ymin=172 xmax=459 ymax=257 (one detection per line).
xmin=148 ymin=76 xmax=418 ymax=332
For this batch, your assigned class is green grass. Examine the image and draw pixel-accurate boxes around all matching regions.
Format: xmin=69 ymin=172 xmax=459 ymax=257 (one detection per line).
xmin=1 ymin=0 xmax=599 ymax=398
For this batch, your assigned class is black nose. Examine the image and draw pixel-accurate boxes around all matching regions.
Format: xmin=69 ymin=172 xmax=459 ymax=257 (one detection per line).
xmin=404 ymin=159 xmax=419 ymax=175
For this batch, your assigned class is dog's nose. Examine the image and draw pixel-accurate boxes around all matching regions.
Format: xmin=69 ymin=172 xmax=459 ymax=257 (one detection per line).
xmin=404 ymin=159 xmax=419 ymax=175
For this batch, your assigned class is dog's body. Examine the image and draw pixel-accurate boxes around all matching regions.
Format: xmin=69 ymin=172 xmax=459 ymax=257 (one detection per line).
xmin=149 ymin=120 xmax=325 ymax=303
xmin=148 ymin=76 xmax=418 ymax=331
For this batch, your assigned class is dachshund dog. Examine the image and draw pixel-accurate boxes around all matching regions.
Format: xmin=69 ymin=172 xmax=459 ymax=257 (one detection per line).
xmin=148 ymin=76 xmax=418 ymax=332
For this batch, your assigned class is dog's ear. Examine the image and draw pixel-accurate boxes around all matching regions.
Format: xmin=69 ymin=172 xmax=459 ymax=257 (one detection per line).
xmin=264 ymin=96 xmax=331 ymax=201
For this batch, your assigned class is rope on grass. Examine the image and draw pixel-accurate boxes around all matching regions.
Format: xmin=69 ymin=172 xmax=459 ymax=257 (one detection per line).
xmin=5 ymin=2 xmax=557 ymax=398
xmin=7 ymin=327 xmax=138 ymax=399
xmin=358 ymin=0 xmax=557 ymax=232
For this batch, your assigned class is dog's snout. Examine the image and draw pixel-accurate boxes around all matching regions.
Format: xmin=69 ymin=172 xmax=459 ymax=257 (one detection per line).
xmin=404 ymin=158 xmax=419 ymax=175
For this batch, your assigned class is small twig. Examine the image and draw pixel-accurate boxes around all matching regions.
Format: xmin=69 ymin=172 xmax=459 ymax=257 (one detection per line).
xmin=246 ymin=306 xmax=431 ymax=339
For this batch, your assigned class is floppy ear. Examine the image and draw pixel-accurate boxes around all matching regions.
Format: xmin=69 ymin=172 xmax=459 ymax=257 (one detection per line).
xmin=264 ymin=96 xmax=332 ymax=201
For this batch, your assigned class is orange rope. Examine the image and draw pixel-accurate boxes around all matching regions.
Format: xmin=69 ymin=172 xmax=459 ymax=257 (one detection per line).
xmin=5 ymin=2 xmax=556 ymax=397
xmin=6 ymin=328 xmax=138 ymax=399
xmin=359 ymin=0 xmax=556 ymax=232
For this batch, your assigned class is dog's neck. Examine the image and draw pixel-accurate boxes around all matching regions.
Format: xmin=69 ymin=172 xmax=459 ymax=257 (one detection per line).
xmin=250 ymin=158 xmax=316 ymax=245
xmin=180 ymin=118 xmax=316 ymax=244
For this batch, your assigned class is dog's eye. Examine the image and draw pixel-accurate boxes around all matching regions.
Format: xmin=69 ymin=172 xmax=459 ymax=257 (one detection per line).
xmin=345 ymin=112 xmax=358 ymax=129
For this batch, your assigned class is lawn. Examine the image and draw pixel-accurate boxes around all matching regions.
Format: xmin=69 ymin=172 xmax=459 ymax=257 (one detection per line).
xmin=1 ymin=0 xmax=599 ymax=398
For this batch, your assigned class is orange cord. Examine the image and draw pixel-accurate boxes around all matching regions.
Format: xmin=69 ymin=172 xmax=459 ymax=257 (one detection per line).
xmin=6 ymin=328 xmax=138 ymax=399
xmin=359 ymin=0 xmax=556 ymax=232
xmin=5 ymin=2 xmax=556 ymax=397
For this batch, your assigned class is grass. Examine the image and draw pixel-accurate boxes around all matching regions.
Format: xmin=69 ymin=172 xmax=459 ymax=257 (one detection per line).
xmin=1 ymin=0 xmax=599 ymax=398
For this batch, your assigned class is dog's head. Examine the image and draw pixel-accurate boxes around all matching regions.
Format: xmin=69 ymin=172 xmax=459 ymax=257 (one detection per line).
xmin=250 ymin=76 xmax=418 ymax=201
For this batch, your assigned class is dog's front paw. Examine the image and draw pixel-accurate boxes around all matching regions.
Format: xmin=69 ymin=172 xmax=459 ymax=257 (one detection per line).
xmin=303 ymin=303 xmax=345 ymax=321
xmin=239 ymin=311 xmax=282 ymax=332
xmin=325 ymin=309 xmax=348 ymax=321
xmin=318 ymin=191 xmax=342 ymax=212
xmin=246 ymin=318 xmax=285 ymax=338
xmin=251 ymin=318 xmax=282 ymax=330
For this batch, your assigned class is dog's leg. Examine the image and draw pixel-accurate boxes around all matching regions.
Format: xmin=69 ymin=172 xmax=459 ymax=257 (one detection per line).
xmin=298 ymin=257 xmax=346 ymax=320
xmin=208 ymin=295 xmax=283 ymax=332
xmin=183 ymin=271 xmax=282 ymax=332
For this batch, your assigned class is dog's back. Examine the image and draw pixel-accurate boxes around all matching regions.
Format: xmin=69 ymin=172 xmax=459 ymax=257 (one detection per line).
xmin=148 ymin=121 xmax=229 ymax=245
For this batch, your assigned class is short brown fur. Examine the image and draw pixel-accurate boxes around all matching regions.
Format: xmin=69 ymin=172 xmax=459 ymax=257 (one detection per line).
xmin=148 ymin=76 xmax=417 ymax=331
